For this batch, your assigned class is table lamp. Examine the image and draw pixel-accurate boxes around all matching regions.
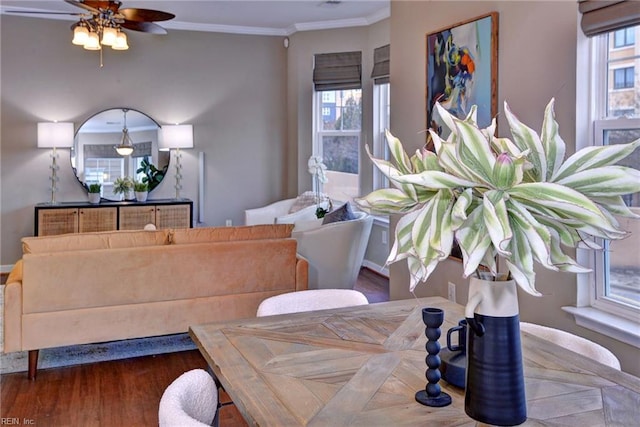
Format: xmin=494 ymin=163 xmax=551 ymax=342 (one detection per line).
xmin=159 ymin=124 xmax=194 ymax=200
xmin=37 ymin=122 xmax=75 ymax=204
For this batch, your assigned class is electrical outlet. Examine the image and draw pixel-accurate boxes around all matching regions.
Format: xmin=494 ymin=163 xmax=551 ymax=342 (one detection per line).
xmin=448 ymin=282 xmax=456 ymax=302
xmin=381 ymin=230 xmax=388 ymax=245
xmin=225 ymin=219 xmax=232 ymax=226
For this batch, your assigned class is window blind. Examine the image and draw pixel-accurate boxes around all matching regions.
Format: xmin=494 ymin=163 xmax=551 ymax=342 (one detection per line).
xmin=371 ymin=44 xmax=390 ymax=85
xmin=579 ymin=0 xmax=640 ymax=37
xmin=313 ymin=51 xmax=362 ymax=91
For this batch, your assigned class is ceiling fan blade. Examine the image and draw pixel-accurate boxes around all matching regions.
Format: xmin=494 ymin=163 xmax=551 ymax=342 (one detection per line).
xmin=120 ymin=20 xmax=168 ymax=34
xmin=119 ymin=8 xmax=175 ymax=22
xmin=5 ymin=10 xmax=84 ymax=16
xmin=64 ymin=0 xmax=100 ymax=14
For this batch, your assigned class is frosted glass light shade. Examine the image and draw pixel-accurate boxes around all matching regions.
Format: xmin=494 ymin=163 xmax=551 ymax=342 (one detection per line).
xmin=84 ymin=32 xmax=101 ymax=50
xmin=112 ymin=32 xmax=129 ymax=50
xmin=72 ymin=26 xmax=89 ymax=45
xmin=101 ymin=27 xmax=118 ymax=46
xmin=37 ymin=122 xmax=75 ymax=148
xmin=159 ymin=125 xmax=194 ymax=151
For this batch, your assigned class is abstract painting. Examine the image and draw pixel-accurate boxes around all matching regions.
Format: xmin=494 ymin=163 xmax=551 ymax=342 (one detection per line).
xmin=426 ymin=12 xmax=498 ymax=141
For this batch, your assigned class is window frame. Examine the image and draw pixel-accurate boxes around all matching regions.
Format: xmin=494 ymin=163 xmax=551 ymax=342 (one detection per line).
xmin=568 ymin=25 xmax=640 ymax=348
xmin=372 ymin=82 xmax=391 ymax=191
xmin=312 ymin=88 xmax=362 ymax=203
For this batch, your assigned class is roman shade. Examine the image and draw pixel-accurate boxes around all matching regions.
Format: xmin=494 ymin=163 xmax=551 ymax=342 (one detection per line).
xmin=313 ymin=51 xmax=362 ymax=91
xmin=371 ymin=44 xmax=390 ymax=84
xmin=579 ymin=0 xmax=640 ymax=37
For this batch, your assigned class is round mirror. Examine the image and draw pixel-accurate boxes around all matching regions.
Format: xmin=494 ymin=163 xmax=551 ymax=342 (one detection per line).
xmin=71 ymin=108 xmax=170 ymax=201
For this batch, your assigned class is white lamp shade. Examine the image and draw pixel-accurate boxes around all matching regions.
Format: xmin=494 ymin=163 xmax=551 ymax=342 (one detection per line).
xmin=37 ymin=122 xmax=75 ymax=148
xmin=159 ymin=124 xmax=194 ymax=151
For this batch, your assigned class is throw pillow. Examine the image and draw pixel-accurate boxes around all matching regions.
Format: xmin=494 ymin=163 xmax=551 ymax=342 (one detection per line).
xmin=322 ymin=202 xmax=356 ymax=225
xmin=288 ymin=191 xmax=317 ymax=214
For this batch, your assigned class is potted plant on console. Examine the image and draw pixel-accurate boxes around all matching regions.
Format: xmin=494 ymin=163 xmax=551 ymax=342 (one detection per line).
xmin=113 ymin=176 xmax=134 ymax=201
xmin=356 ymin=99 xmax=640 ymax=426
xmin=134 ymin=181 xmax=149 ymax=202
xmin=87 ymin=183 xmax=102 ymax=204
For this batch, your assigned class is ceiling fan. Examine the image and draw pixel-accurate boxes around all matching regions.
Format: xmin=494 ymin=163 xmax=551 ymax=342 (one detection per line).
xmin=8 ymin=0 xmax=175 ymax=53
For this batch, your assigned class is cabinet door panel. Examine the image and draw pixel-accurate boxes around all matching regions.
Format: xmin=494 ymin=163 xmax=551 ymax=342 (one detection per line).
xmin=79 ymin=207 xmax=118 ymax=233
xmin=156 ymin=205 xmax=191 ymax=229
xmin=37 ymin=209 xmax=78 ymax=236
xmin=119 ymin=206 xmax=156 ymax=230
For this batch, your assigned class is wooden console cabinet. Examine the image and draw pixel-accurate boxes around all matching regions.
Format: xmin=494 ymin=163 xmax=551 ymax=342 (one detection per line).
xmin=35 ymin=199 xmax=193 ymax=236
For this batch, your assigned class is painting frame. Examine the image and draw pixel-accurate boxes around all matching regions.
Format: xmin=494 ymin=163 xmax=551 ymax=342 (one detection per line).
xmin=426 ymin=12 xmax=499 ymax=144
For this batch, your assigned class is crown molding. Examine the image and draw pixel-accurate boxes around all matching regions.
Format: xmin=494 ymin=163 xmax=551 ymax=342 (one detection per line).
xmin=1 ymin=5 xmax=391 ymax=37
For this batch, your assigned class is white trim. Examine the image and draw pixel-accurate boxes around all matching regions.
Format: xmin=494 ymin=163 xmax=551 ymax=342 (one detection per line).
xmin=1 ymin=264 xmax=14 ymax=274
xmin=0 ymin=5 xmax=391 ymax=37
xmin=562 ymin=306 xmax=640 ymax=348
xmin=362 ymin=260 xmax=389 ymax=278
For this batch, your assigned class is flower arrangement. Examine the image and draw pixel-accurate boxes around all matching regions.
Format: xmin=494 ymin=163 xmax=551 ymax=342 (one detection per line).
xmin=356 ymin=99 xmax=640 ymax=295
xmin=308 ymin=155 xmax=330 ymax=218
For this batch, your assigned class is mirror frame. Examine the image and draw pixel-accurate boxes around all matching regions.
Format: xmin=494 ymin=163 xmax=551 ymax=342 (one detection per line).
xmin=70 ymin=108 xmax=170 ymax=201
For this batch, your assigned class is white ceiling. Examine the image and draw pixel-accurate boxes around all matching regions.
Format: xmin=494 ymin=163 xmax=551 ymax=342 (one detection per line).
xmin=1 ymin=0 xmax=390 ymax=36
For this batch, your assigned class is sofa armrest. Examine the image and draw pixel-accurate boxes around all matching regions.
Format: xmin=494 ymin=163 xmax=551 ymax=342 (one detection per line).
xmin=244 ymin=199 xmax=297 ymax=225
xmin=295 ymin=255 xmax=309 ymax=291
xmin=3 ymin=281 xmax=23 ymax=352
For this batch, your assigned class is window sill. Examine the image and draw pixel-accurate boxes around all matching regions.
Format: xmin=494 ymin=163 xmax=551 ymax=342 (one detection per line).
xmin=562 ymin=306 xmax=640 ymax=349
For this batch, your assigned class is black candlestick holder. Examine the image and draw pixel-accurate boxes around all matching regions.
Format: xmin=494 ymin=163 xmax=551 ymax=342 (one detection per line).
xmin=415 ymin=307 xmax=452 ymax=407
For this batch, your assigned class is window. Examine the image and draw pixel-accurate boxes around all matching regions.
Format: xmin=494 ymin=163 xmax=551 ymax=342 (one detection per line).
xmin=373 ymin=82 xmax=390 ymax=191
xmin=614 ymin=27 xmax=635 ymax=48
xmin=580 ymin=25 xmax=640 ymax=323
xmin=314 ymin=89 xmax=362 ymax=202
xmin=84 ymin=158 xmax=125 ymax=196
xmin=613 ymin=66 xmax=634 ymax=89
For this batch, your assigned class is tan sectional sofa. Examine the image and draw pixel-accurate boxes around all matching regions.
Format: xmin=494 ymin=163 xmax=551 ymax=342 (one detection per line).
xmin=3 ymin=224 xmax=308 ymax=379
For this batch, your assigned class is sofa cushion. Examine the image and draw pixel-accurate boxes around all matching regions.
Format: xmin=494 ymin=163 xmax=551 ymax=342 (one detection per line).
xmin=22 ymin=230 xmax=171 ymax=254
xmin=6 ymin=259 xmax=23 ymax=283
xmin=170 ymin=224 xmax=294 ymax=244
xmin=322 ymin=202 xmax=356 ymax=225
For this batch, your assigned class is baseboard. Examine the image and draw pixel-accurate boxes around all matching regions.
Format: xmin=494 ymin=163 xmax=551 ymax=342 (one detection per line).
xmin=362 ymin=260 xmax=389 ymax=278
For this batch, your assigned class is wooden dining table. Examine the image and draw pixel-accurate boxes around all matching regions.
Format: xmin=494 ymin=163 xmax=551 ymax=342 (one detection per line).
xmin=189 ymin=296 xmax=640 ymax=426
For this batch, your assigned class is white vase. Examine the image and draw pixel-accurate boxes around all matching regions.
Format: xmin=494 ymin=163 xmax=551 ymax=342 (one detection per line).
xmin=135 ymin=191 xmax=148 ymax=202
xmin=464 ymin=277 xmax=526 ymax=426
xmin=124 ymin=189 xmax=135 ymax=201
xmin=88 ymin=193 xmax=100 ymax=204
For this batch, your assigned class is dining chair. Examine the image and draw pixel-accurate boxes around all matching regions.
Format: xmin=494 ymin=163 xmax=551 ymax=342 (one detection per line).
xmin=158 ymin=368 xmax=219 ymax=427
xmin=256 ymin=289 xmax=369 ymax=316
xmin=520 ymin=322 xmax=621 ymax=370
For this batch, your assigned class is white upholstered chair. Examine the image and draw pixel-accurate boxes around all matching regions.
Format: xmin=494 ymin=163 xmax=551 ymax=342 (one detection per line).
xmin=158 ymin=369 xmax=219 ymax=427
xmin=293 ymin=211 xmax=373 ymax=290
xmin=256 ymin=289 xmax=369 ymax=317
xmin=244 ymin=196 xmax=330 ymax=225
xmin=520 ymin=322 xmax=621 ymax=370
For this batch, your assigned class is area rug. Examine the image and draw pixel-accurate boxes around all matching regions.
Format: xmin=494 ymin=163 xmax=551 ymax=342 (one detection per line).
xmin=0 ymin=333 xmax=197 ymax=375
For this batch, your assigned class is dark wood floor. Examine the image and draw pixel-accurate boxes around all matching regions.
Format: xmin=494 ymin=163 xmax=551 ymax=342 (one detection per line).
xmin=0 ymin=268 xmax=389 ymax=426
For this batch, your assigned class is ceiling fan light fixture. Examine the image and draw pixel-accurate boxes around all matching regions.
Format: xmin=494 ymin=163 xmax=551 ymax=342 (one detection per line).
xmin=101 ymin=26 xmax=118 ymax=46
xmin=112 ymin=31 xmax=129 ymax=50
xmin=84 ymin=31 xmax=101 ymax=50
xmin=72 ymin=25 xmax=89 ymax=45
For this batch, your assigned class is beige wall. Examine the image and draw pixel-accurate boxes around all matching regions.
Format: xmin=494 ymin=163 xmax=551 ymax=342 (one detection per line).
xmin=388 ymin=1 xmax=639 ymax=376
xmin=1 ymin=15 xmax=288 ymax=264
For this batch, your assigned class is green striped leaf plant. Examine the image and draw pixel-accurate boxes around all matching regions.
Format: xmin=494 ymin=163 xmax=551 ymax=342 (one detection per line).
xmin=356 ymin=99 xmax=640 ymax=296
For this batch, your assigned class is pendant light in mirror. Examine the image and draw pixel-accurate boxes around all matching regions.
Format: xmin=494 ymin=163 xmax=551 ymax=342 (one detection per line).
xmin=114 ymin=109 xmax=135 ymax=156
